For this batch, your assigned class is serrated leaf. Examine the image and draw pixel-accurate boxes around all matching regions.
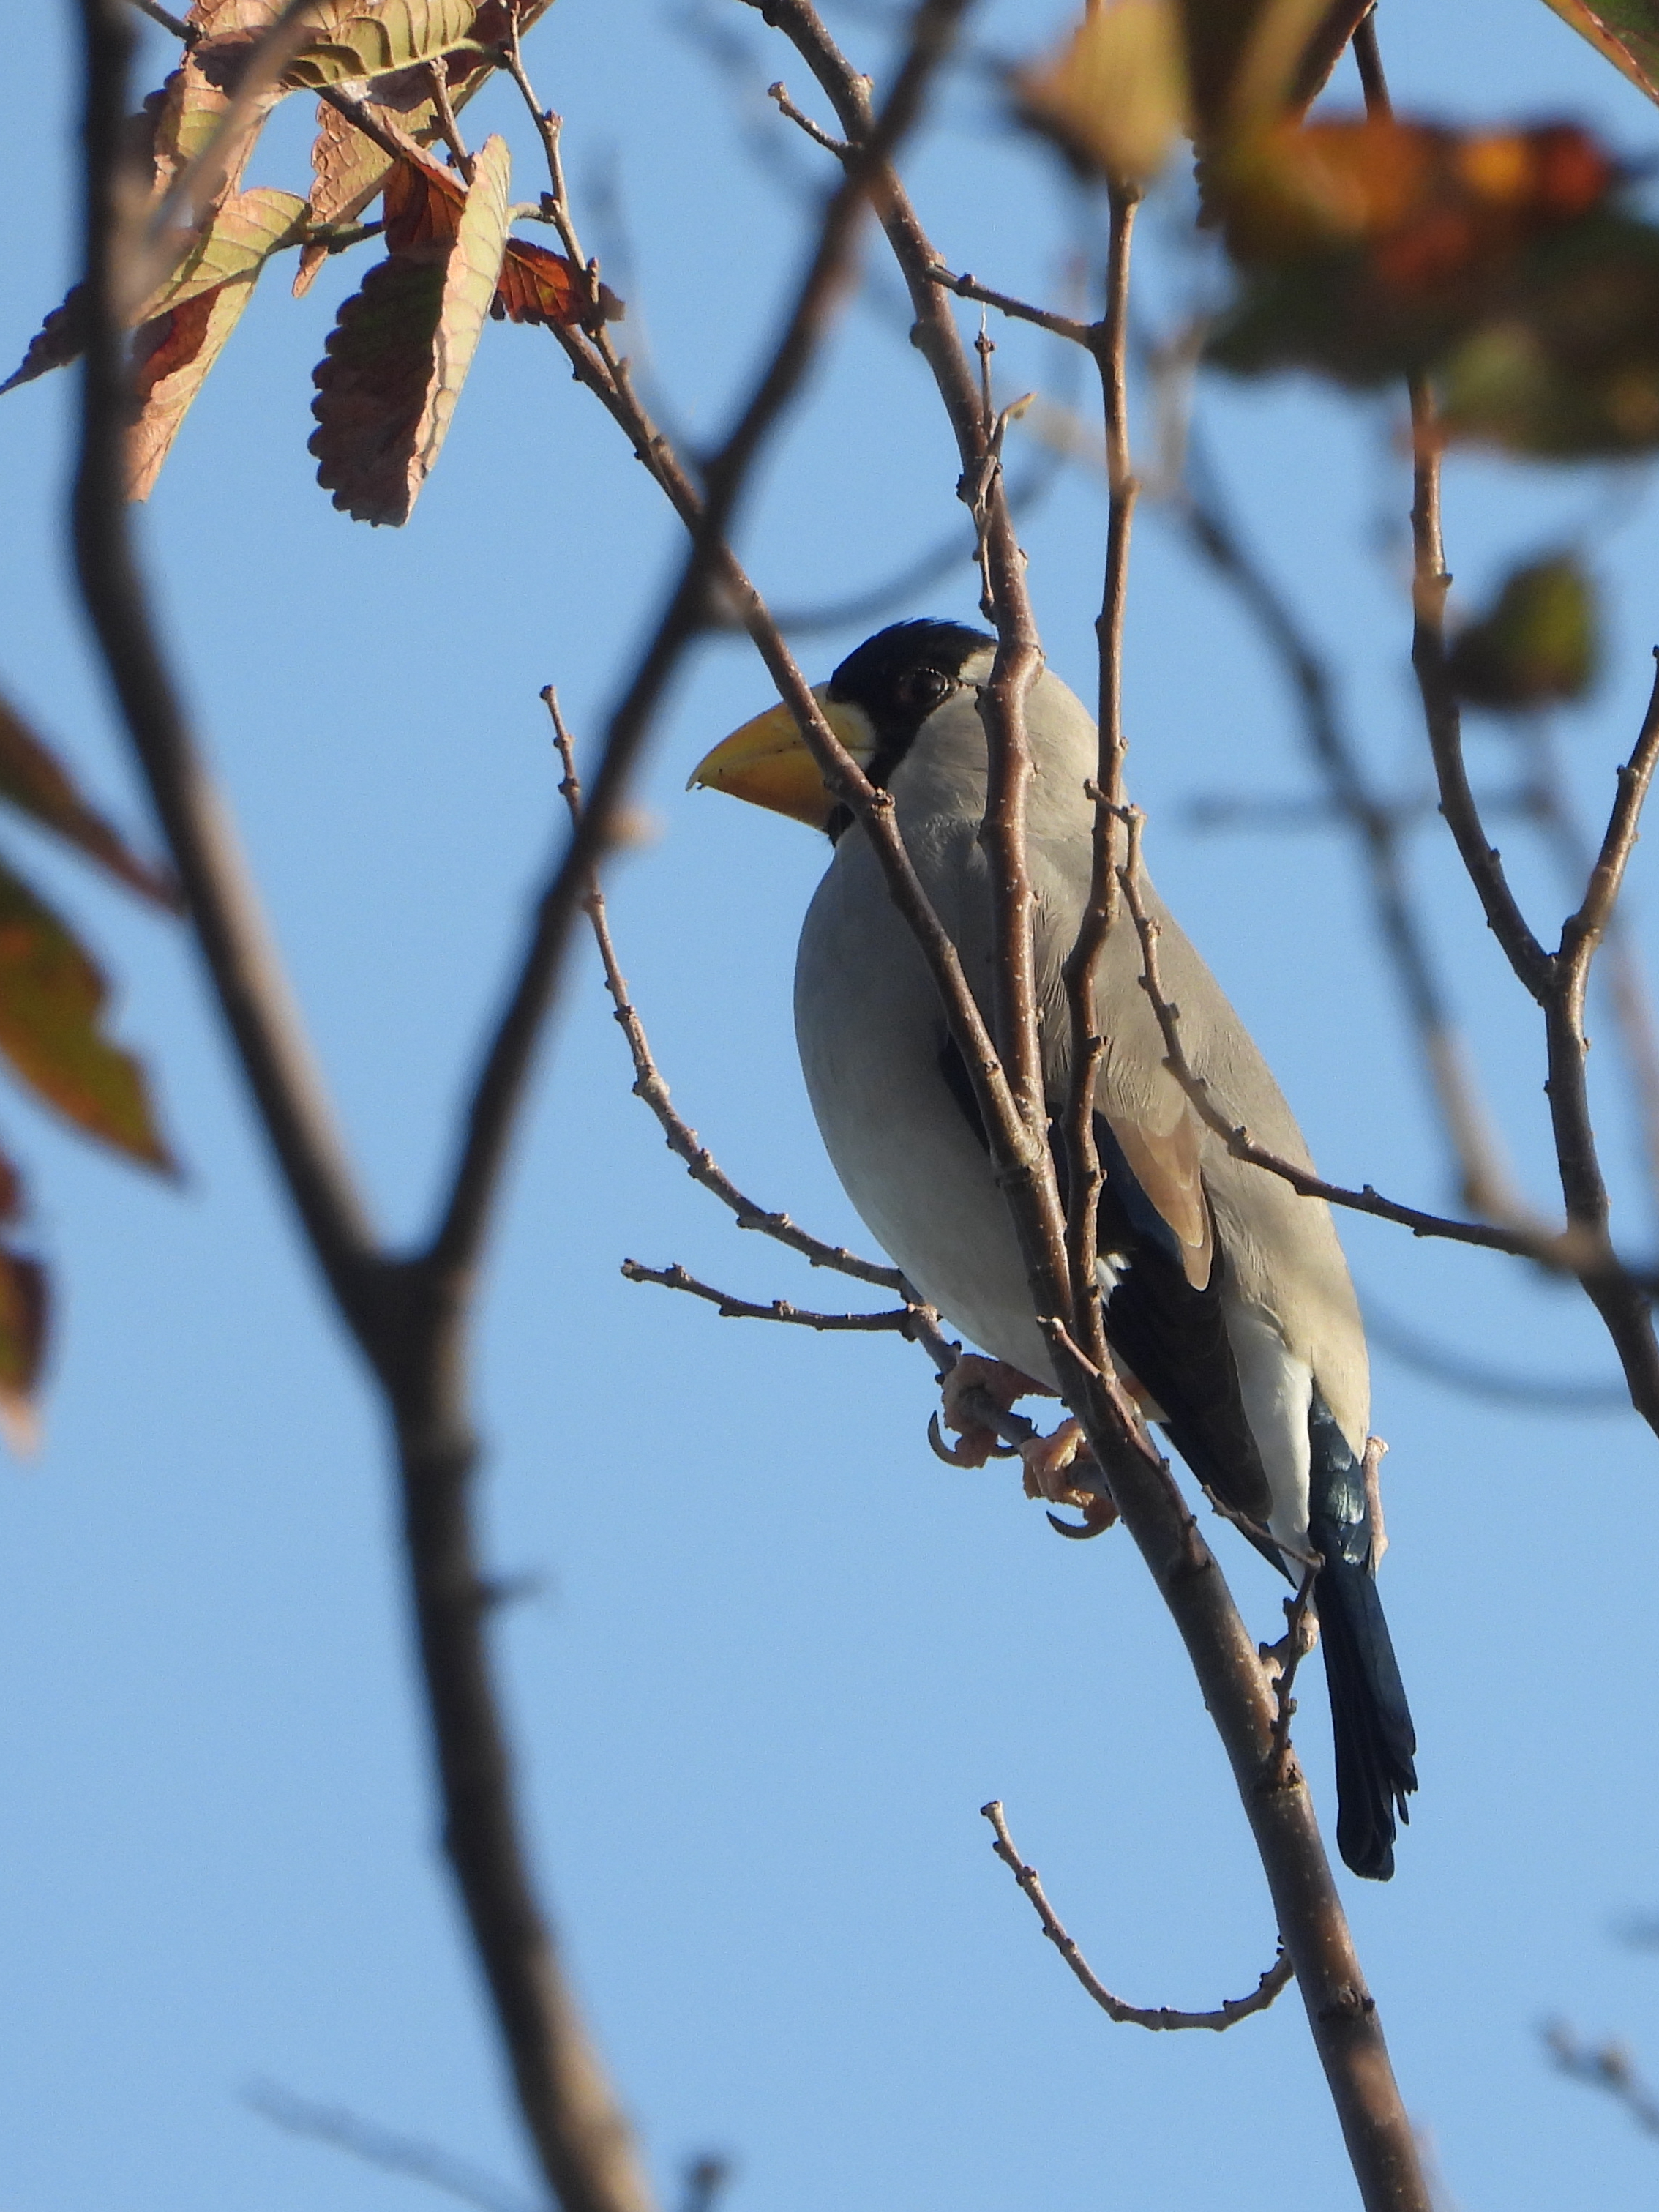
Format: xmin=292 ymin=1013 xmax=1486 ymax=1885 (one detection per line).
xmin=0 ymin=860 xmax=173 ymax=1169
xmin=137 ymin=187 xmax=310 ymax=321
xmin=310 ymin=133 xmax=511 ymax=524
xmin=492 ymin=239 xmax=594 ymax=326
xmin=127 ymin=275 xmax=262 ymax=501
xmin=1 ymin=288 xmax=89 ymax=395
xmin=198 ymin=0 xmax=486 ymax=93
xmin=289 ymin=0 xmax=554 ymax=293
xmin=0 ymin=695 xmax=179 ymax=907
xmin=1540 ymin=0 xmax=1659 ymax=105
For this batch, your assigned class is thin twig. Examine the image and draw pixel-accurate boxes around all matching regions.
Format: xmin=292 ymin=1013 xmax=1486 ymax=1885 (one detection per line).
xmin=621 ymin=1260 xmax=915 ymax=1332
xmin=928 ymin=264 xmax=1091 ymax=345
xmin=1265 ymin=1563 xmax=1320 ymax=1788
xmin=245 ymin=2081 xmax=544 ymax=2212
xmin=1543 ymin=2021 xmax=1659 ymax=2137
xmin=426 ymin=0 xmax=976 ymax=1283
xmin=1115 ymin=812 xmax=1581 ymax=1267
xmin=427 ymin=58 xmax=475 ymax=179
xmin=1060 ymin=180 xmax=1140 ymax=1372
xmin=1168 ymin=436 xmax=1534 ymax=1227
xmin=74 ymin=12 xmax=659 ymax=2209
xmin=127 ymin=0 xmax=192 ymax=37
xmin=980 ymin=1802 xmax=1294 ymax=2031
xmin=545 ymin=690 xmax=906 ymax=1290
xmin=768 ymin=78 xmax=847 ymax=154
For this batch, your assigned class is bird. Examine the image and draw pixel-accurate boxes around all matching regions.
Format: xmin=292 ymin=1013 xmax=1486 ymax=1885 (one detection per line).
xmin=689 ymin=617 xmax=1417 ymax=1881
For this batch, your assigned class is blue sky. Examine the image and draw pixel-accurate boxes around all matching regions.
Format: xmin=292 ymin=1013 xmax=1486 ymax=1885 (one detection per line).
xmin=5 ymin=1 xmax=1659 ymax=2207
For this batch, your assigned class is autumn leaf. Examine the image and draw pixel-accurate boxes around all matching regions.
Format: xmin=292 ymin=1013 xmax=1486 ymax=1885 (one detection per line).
xmin=1 ymin=289 xmax=89 ymax=395
xmin=198 ymin=0 xmax=484 ymax=93
xmin=492 ymin=239 xmax=607 ymax=327
xmin=0 ymin=860 xmax=173 ymax=1170
xmin=289 ymin=0 xmax=553 ymax=294
xmin=1447 ymin=553 xmax=1601 ymax=710
xmin=127 ymin=275 xmax=263 ymax=501
xmin=1217 ymin=118 xmax=1615 ymax=274
xmin=0 ymin=695 xmax=179 ymax=908
xmin=136 ymin=187 xmax=310 ymax=321
xmin=1539 ymin=0 xmax=1659 ymax=105
xmin=310 ymin=134 xmax=511 ymax=524
xmin=1016 ymin=0 xmax=1188 ymax=184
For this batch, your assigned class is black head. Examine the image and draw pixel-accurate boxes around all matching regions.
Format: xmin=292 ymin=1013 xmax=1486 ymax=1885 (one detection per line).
xmin=827 ymin=619 xmax=992 ymax=793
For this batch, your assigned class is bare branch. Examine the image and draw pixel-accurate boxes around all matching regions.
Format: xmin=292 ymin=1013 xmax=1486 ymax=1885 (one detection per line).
xmin=928 ymin=263 xmax=1092 ymax=345
xmin=981 ymin=1802 xmax=1294 ymax=2032
xmin=545 ymin=690 xmax=906 ymax=1290
xmin=426 ymin=0 xmax=975 ymax=1281
xmin=1115 ymin=813 xmax=1575 ymax=1267
xmin=621 ymin=1260 xmax=915 ymax=1333
xmin=245 ymin=2080 xmax=543 ymax=2212
xmin=127 ymin=0 xmax=192 ymax=37
xmin=75 ymin=14 xmax=659 ymax=2210
xmin=1543 ymin=2021 xmax=1659 ymax=2138
xmin=1363 ymin=1299 xmax=1634 ymax=1414
xmin=73 ymin=0 xmax=381 ymax=1332
xmin=1167 ymin=439 xmax=1535 ymax=1228
xmin=768 ymin=78 xmax=847 ymax=155
xmin=1408 ymin=395 xmax=1553 ymax=1004
xmin=1061 ymin=179 xmax=1140 ymax=1372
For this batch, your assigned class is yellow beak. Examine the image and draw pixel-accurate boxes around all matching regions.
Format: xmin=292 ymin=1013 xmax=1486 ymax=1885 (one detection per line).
xmin=687 ymin=686 xmax=874 ymax=832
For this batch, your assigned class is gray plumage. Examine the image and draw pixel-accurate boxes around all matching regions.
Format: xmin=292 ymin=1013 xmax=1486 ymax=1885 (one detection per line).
xmin=787 ymin=626 xmax=1415 ymax=1880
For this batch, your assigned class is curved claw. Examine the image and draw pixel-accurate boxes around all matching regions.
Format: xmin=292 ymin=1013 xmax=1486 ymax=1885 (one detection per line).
xmin=928 ymin=1410 xmax=980 ymax=1467
xmin=1047 ymin=1509 xmax=1112 ymax=1539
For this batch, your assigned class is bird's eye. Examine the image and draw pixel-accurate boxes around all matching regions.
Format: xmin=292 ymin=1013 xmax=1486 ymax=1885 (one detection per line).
xmin=898 ymin=667 xmax=952 ymax=712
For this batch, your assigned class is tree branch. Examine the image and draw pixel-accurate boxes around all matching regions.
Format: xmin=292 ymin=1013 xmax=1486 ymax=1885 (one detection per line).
xmin=981 ymin=1801 xmax=1294 ymax=2032
xmin=545 ymin=690 xmax=906 ymax=1292
xmin=74 ymin=11 xmax=658 ymax=2209
xmin=621 ymin=1260 xmax=916 ymax=1332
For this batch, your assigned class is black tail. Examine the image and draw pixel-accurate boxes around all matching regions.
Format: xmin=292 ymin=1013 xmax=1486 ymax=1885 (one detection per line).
xmin=1308 ymin=1400 xmax=1418 ymax=1882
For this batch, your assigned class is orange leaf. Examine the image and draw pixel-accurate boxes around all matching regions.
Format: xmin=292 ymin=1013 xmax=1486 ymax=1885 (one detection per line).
xmin=492 ymin=239 xmax=607 ymax=327
xmin=1 ymin=288 xmax=89 ymax=395
xmin=1219 ymin=117 xmax=1616 ymax=283
xmin=0 ymin=1221 xmax=50 ymax=1452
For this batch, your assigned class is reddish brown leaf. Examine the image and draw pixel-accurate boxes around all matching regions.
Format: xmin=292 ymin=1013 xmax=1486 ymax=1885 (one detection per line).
xmin=492 ymin=240 xmax=608 ymax=327
xmin=1 ymin=288 xmax=89 ymax=395
xmin=0 ymin=694 xmax=179 ymax=908
xmin=0 ymin=859 xmax=173 ymax=1170
xmin=310 ymin=134 xmax=511 ymax=525
xmin=127 ymin=275 xmax=261 ymax=501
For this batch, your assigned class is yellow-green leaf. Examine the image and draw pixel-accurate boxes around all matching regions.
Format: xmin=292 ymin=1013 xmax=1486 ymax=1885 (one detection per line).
xmin=137 ymin=187 xmax=310 ymax=321
xmin=1016 ymin=0 xmax=1188 ymax=184
xmin=1539 ymin=0 xmax=1659 ymax=105
xmin=0 ymin=694 xmax=179 ymax=906
xmin=273 ymin=0 xmax=486 ymax=90
xmin=0 ymin=861 xmax=173 ymax=1169
xmin=310 ymin=133 xmax=511 ymax=524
